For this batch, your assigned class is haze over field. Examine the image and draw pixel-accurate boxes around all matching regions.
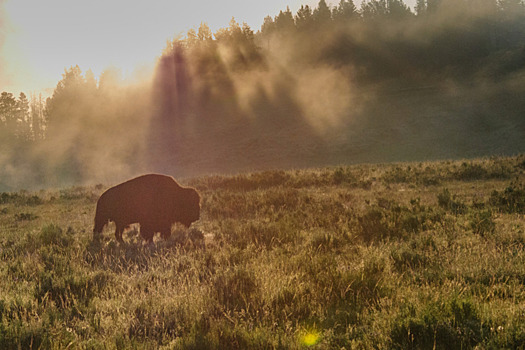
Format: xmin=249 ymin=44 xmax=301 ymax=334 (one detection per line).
xmin=1 ymin=0 xmax=524 ymax=190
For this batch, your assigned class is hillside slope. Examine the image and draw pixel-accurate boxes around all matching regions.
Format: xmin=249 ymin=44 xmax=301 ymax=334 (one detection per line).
xmin=142 ymin=84 xmax=525 ymax=182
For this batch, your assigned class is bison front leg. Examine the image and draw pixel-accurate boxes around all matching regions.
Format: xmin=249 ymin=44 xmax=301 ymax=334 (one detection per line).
xmin=115 ymin=223 xmax=124 ymax=243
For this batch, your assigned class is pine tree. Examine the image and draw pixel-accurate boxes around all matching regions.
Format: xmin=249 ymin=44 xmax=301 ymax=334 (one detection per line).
xmin=261 ymin=15 xmax=276 ymax=36
xmin=361 ymin=0 xmax=412 ymax=19
xmin=388 ymin=0 xmax=413 ymax=18
xmin=0 ymin=92 xmax=17 ymax=141
xmin=274 ymin=7 xmax=295 ymax=33
xmin=314 ymin=0 xmax=332 ymax=23
xmin=361 ymin=0 xmax=389 ymax=19
xmin=295 ymin=5 xmax=314 ymax=31
xmin=16 ymin=92 xmax=31 ymax=141
xmin=333 ymin=0 xmax=357 ymax=21
xmin=186 ymin=28 xmax=198 ymax=47
xmin=415 ymin=0 xmax=427 ymax=16
xmin=198 ymin=23 xmax=213 ymax=41
xmin=30 ymin=94 xmax=46 ymax=141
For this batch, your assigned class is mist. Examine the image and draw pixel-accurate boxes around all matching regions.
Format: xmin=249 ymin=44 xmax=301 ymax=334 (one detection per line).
xmin=1 ymin=0 xmax=525 ymax=191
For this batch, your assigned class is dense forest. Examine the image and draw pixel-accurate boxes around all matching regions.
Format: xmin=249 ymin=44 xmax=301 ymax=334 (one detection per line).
xmin=1 ymin=0 xmax=525 ymax=190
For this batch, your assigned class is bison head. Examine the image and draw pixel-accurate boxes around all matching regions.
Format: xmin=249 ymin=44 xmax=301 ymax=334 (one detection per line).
xmin=177 ymin=187 xmax=201 ymax=227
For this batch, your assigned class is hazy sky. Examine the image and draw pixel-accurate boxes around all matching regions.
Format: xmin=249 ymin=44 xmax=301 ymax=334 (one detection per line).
xmin=0 ymin=0 xmax=417 ymax=95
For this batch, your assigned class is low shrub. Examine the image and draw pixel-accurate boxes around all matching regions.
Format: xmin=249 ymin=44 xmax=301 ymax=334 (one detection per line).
xmin=451 ymin=160 xmax=512 ymax=181
xmin=489 ymin=182 xmax=525 ymax=214
xmin=390 ymin=297 xmax=488 ymax=349
xmin=468 ymin=209 xmax=496 ymax=236
xmin=357 ymin=199 xmax=438 ymax=242
xmin=14 ymin=212 xmax=38 ymax=221
xmin=213 ymin=266 xmax=258 ymax=312
xmin=357 ymin=207 xmax=390 ymax=242
xmin=38 ymin=224 xmax=72 ymax=247
xmin=453 ymin=162 xmax=488 ymax=181
xmin=0 ymin=192 xmax=42 ymax=206
xmin=0 ymin=321 xmax=49 ymax=350
xmin=437 ymin=188 xmax=467 ymax=214
xmin=391 ymin=246 xmax=430 ymax=271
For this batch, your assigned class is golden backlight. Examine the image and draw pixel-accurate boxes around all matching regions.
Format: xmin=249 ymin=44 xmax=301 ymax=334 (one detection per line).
xmin=1 ymin=0 xmax=364 ymax=94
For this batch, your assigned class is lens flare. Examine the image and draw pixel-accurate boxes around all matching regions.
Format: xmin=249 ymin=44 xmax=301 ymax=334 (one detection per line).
xmin=300 ymin=330 xmax=320 ymax=346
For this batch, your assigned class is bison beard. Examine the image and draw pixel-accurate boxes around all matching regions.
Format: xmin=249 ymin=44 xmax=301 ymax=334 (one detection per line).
xmin=93 ymin=174 xmax=200 ymax=243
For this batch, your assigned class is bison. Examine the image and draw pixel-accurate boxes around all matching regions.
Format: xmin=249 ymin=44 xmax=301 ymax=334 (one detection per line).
xmin=93 ymin=174 xmax=200 ymax=243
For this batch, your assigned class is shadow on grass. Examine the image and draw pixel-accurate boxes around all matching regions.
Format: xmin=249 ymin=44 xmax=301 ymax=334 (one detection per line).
xmin=85 ymin=227 xmax=205 ymax=272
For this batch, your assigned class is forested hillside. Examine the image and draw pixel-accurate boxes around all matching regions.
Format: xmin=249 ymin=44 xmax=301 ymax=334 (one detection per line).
xmin=1 ymin=0 xmax=525 ymax=190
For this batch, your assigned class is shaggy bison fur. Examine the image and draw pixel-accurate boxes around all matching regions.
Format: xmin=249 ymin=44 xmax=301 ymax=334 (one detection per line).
xmin=93 ymin=174 xmax=200 ymax=243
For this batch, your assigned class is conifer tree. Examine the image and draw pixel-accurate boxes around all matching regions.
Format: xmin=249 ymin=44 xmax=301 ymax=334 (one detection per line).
xmin=333 ymin=0 xmax=357 ymax=21
xmin=274 ymin=7 xmax=295 ymax=33
xmin=16 ymin=92 xmax=31 ymax=141
xmin=415 ymin=0 xmax=427 ymax=16
xmin=0 ymin=92 xmax=17 ymax=143
xmin=314 ymin=0 xmax=332 ymax=23
xmin=295 ymin=5 xmax=314 ymax=30
xmin=30 ymin=94 xmax=46 ymax=141
xmin=198 ymin=23 xmax=213 ymax=41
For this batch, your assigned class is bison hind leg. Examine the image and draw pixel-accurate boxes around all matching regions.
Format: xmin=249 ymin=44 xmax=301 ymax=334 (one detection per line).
xmin=161 ymin=225 xmax=172 ymax=240
xmin=142 ymin=231 xmax=154 ymax=243
xmin=140 ymin=226 xmax=155 ymax=243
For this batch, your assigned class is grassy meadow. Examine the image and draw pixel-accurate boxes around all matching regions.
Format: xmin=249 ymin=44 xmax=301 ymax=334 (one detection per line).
xmin=0 ymin=155 xmax=524 ymax=349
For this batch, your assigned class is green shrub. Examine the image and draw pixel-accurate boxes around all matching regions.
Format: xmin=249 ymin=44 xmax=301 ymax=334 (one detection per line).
xmin=0 ymin=321 xmax=49 ymax=350
xmin=308 ymin=230 xmax=342 ymax=251
xmin=38 ymin=224 xmax=71 ymax=247
xmin=357 ymin=207 xmax=390 ymax=242
xmin=390 ymin=298 xmax=488 ymax=349
xmin=449 ymin=160 xmax=513 ymax=182
xmin=34 ymin=267 xmax=112 ymax=307
xmin=357 ymin=199 xmax=437 ymax=242
xmin=453 ymin=162 xmax=488 ymax=181
xmin=489 ymin=182 xmax=525 ymax=214
xmin=485 ymin=325 xmax=525 ymax=349
xmin=0 ymin=192 xmax=42 ymax=206
xmin=468 ymin=209 xmax=496 ymax=236
xmin=437 ymin=188 xmax=467 ymax=214
xmin=14 ymin=212 xmax=38 ymax=221
xmin=127 ymin=302 xmax=190 ymax=341
xmin=332 ymin=253 xmax=390 ymax=309
xmin=213 ymin=267 xmax=258 ymax=312
xmin=332 ymin=167 xmax=359 ymax=185
xmin=391 ymin=246 xmax=429 ymax=271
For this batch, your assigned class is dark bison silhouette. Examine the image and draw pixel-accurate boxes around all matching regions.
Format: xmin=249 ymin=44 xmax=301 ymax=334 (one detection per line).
xmin=93 ymin=174 xmax=200 ymax=243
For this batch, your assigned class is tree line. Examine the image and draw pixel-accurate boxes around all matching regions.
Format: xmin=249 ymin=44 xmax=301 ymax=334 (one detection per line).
xmin=3 ymin=0 xmax=524 ymax=144
xmin=0 ymin=92 xmax=45 ymax=143
xmin=1 ymin=0 xmax=524 ymax=189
